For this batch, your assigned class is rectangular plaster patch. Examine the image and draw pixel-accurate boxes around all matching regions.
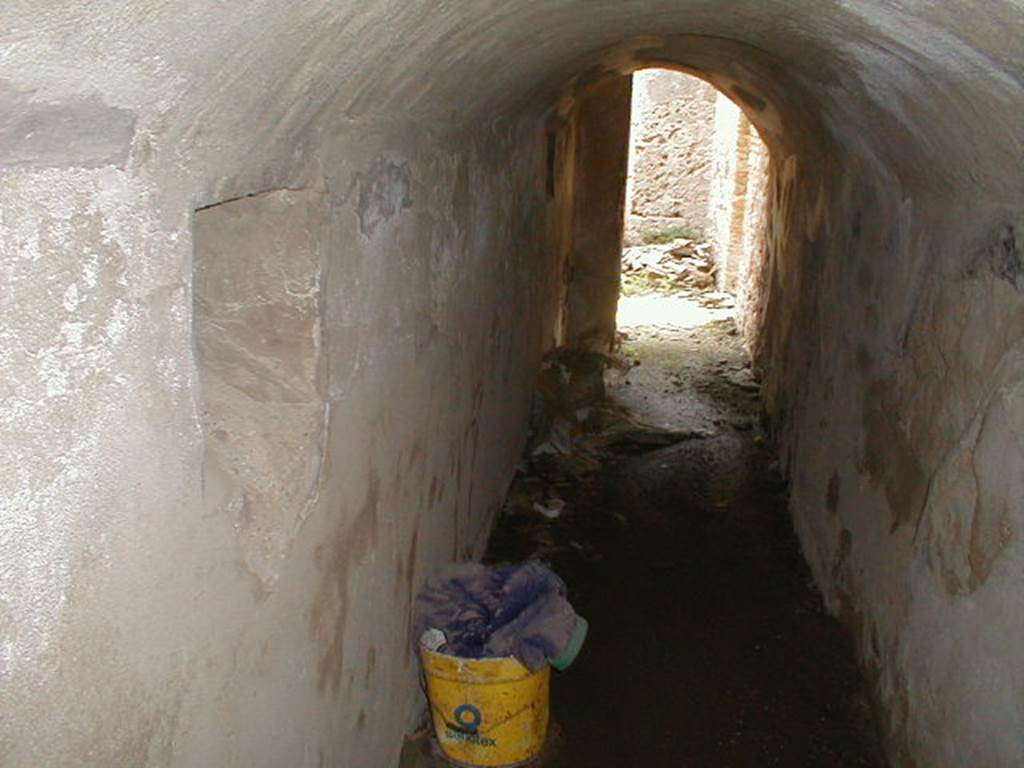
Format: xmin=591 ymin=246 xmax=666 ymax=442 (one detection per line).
xmin=0 ymin=81 xmax=135 ymax=169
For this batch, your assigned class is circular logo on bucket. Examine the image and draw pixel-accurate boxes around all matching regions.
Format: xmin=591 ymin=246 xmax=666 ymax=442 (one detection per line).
xmin=453 ymin=704 xmax=482 ymax=733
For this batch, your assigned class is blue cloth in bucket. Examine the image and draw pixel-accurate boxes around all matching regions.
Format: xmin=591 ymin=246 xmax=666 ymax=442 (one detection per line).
xmin=414 ymin=560 xmax=585 ymax=672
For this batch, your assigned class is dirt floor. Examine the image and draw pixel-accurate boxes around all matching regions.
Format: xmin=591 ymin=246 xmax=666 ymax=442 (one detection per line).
xmin=401 ymin=294 xmax=886 ymax=767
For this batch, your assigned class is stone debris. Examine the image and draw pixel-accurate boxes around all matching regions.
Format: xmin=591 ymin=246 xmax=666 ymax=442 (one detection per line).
xmin=620 ymin=237 xmax=740 ymax=310
xmin=506 ymin=344 xmax=706 ymax=562
xmin=700 ymin=290 xmax=735 ymax=309
xmin=527 ymin=347 xmax=609 ymax=458
xmin=621 ymin=237 xmax=718 ymax=294
xmin=533 ymin=498 xmax=565 ymax=519
xmin=724 ymin=367 xmax=760 ymax=393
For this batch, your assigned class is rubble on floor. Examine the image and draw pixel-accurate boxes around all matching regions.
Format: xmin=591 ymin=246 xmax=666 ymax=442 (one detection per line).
xmin=399 ymin=293 xmax=882 ymax=767
xmin=621 ymin=237 xmax=727 ymax=304
xmin=478 ymin=312 xmax=884 ymax=767
xmin=504 ymin=344 xmax=708 ymax=563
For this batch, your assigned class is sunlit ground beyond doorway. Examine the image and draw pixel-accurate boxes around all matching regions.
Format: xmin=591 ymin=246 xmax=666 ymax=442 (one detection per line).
xmin=617 ymin=292 xmax=731 ymax=333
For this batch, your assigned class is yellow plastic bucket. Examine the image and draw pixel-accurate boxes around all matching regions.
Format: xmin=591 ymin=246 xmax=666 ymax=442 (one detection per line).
xmin=420 ymin=647 xmax=550 ymax=767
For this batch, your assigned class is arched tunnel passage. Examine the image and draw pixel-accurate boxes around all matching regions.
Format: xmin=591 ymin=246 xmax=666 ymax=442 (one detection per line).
xmin=459 ymin=65 xmax=881 ymax=766
xmin=1 ymin=4 xmax=1023 ymax=767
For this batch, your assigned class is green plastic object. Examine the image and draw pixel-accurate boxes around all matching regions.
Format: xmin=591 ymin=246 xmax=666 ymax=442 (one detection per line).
xmin=550 ymin=616 xmax=588 ymax=671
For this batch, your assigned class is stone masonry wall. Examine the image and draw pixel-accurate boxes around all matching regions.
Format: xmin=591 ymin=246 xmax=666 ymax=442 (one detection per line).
xmin=624 ymin=69 xmax=769 ymax=301
xmin=624 ymin=70 xmax=717 ymax=244
xmin=710 ymin=103 xmax=770 ymax=295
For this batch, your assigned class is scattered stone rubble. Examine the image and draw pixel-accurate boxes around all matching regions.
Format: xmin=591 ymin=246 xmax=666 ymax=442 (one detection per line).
xmin=621 ymin=237 xmax=714 ymax=290
xmin=495 ymin=242 xmax=750 ymax=562
xmin=502 ymin=346 xmax=708 ymax=559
